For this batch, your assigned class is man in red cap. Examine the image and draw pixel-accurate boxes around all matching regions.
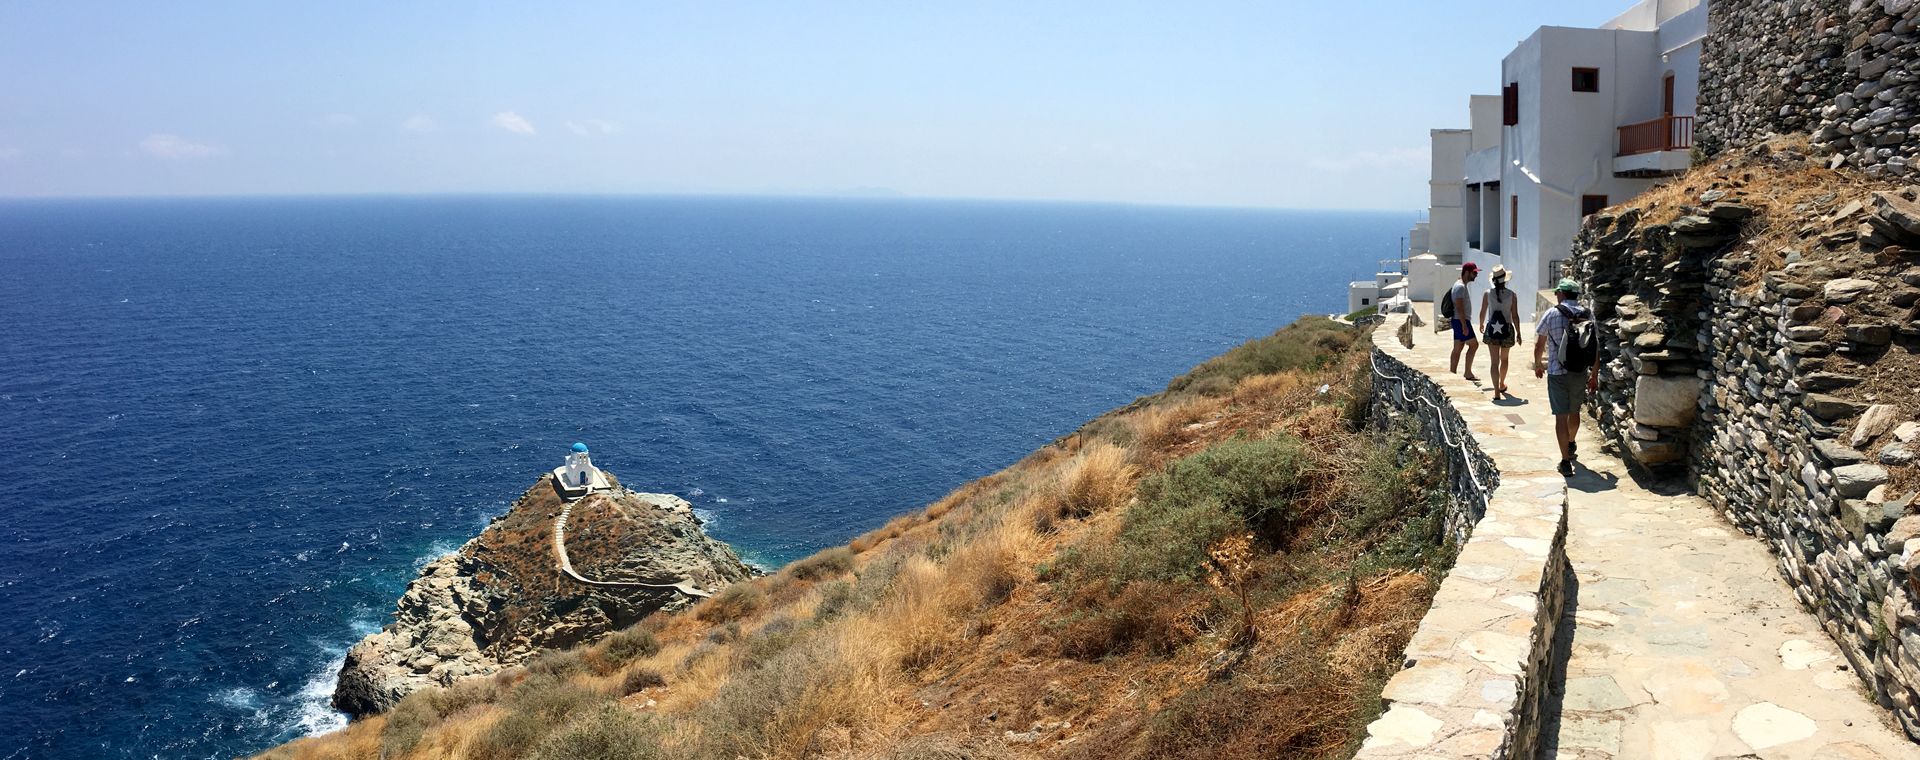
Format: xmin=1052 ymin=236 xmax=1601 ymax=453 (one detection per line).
xmin=1446 ymin=262 xmax=1481 ymax=381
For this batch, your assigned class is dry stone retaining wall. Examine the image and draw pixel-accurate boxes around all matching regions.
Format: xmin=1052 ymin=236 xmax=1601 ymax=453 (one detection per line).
xmin=1698 ymin=0 xmax=1920 ymax=178
xmin=1355 ymin=320 xmax=1570 ymax=759
xmin=1574 ymin=190 xmax=1920 ymax=737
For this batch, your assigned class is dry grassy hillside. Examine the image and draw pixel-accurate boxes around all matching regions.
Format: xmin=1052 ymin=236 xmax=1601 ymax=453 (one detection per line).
xmin=261 ymin=317 xmax=1450 ymax=760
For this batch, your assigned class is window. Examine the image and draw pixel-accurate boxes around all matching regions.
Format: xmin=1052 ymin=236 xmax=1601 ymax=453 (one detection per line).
xmin=1581 ymin=194 xmax=1608 ymax=218
xmin=1572 ymin=67 xmax=1600 ymax=93
xmin=1510 ymin=196 xmax=1519 ymax=238
xmin=1502 ymin=83 xmax=1519 ymax=125
xmin=1361 ymin=298 xmax=1371 ymax=306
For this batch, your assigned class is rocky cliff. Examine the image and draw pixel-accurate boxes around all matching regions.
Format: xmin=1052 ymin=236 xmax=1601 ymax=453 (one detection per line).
xmin=331 ymin=471 xmax=754 ymax=717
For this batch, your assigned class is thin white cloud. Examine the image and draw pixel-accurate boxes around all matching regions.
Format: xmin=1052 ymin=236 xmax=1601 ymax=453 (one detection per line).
xmin=400 ymin=115 xmax=439 ymax=133
xmin=0 ymin=147 xmax=21 ymax=161
xmin=139 ymin=134 xmax=224 ymax=159
xmin=491 ymin=111 xmax=536 ymax=135
xmin=565 ymin=118 xmax=619 ymax=136
xmin=321 ymin=113 xmax=358 ymax=127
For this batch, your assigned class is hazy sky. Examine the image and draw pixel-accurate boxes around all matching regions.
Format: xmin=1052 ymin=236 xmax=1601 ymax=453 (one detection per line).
xmin=2 ymin=1 xmax=1634 ymax=209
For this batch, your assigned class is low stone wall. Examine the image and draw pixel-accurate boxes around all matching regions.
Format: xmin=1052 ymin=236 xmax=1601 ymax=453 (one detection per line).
xmin=1355 ymin=315 xmax=1571 ymax=759
xmin=1574 ymin=189 xmax=1920 ymax=737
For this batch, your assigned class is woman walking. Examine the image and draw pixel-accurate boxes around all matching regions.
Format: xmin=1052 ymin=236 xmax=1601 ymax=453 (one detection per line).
xmin=1479 ymin=265 xmax=1522 ymax=399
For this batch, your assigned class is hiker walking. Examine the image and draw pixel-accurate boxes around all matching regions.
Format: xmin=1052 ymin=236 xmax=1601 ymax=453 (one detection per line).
xmin=1445 ymin=262 xmax=1480 ymax=381
xmin=1533 ymin=278 xmax=1600 ymax=476
xmin=1479 ymin=265 xmax=1521 ymax=399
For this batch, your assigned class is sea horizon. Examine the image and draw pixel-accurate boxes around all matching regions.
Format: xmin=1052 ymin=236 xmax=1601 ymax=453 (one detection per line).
xmin=0 ymin=190 xmax=1417 ymax=217
xmin=0 ymin=195 xmax=1397 ymax=757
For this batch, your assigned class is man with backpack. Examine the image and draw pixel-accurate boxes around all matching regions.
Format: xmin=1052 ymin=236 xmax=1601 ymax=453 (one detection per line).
xmin=1534 ymin=278 xmax=1600 ymax=476
xmin=1444 ymin=263 xmax=1481 ymax=381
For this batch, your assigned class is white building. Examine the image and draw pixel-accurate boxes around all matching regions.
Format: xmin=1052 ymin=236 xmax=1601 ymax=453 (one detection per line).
xmin=1348 ymin=280 xmax=1380 ymax=315
xmin=1495 ymin=0 xmax=1707 ymax=319
xmin=553 ymin=441 xmax=612 ymax=497
xmin=1359 ymin=0 xmax=1707 ymax=322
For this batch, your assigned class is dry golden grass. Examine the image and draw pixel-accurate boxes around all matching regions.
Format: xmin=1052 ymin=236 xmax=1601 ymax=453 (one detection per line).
xmin=1601 ymin=135 xmax=1898 ymax=287
xmin=259 ymin=318 xmax=1440 ymax=760
xmin=1121 ymin=397 xmax=1213 ymax=456
xmin=1226 ymin=370 xmax=1303 ymax=408
xmin=1052 ymin=441 xmax=1138 ymax=520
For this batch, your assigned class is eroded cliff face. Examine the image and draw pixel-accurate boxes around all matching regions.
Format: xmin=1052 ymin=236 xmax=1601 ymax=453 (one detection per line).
xmin=332 ymin=472 xmax=753 ymax=717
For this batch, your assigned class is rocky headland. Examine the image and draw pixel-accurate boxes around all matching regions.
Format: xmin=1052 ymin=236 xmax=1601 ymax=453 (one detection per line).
xmin=331 ymin=470 xmax=753 ymax=717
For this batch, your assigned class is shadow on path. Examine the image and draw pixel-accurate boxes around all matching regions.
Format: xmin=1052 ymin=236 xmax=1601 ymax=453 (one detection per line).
xmin=1537 ymin=563 xmax=1582 ymax=759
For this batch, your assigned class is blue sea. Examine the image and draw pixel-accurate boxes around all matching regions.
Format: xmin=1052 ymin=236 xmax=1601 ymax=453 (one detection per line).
xmin=0 ymin=196 xmax=1396 ymax=758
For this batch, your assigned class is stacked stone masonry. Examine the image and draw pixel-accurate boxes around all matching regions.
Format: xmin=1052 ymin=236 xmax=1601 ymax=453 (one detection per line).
xmin=1574 ymin=188 xmax=1920 ymax=738
xmin=1356 ymin=317 xmax=1572 ymax=759
xmin=1698 ymin=0 xmax=1920 ymax=178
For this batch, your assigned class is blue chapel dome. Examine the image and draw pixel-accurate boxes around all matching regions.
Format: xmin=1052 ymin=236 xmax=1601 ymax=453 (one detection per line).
xmin=571 ymin=442 xmax=589 ymax=453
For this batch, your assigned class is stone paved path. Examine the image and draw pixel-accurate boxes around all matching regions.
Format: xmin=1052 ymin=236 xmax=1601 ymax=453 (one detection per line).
xmin=553 ymin=495 xmax=711 ymax=598
xmin=1405 ymin=312 xmax=1918 ymax=759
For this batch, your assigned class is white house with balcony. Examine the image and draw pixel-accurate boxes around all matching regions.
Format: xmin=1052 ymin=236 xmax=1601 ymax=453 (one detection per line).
xmin=1356 ymin=0 xmax=1707 ymax=323
xmin=1495 ymin=0 xmax=1706 ymax=318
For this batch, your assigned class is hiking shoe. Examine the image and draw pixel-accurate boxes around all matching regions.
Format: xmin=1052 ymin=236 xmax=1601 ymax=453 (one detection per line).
xmin=1557 ymin=459 xmax=1575 ymax=477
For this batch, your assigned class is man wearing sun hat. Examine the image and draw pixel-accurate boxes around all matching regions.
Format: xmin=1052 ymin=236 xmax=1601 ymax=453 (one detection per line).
xmin=1534 ymin=278 xmax=1601 ymax=476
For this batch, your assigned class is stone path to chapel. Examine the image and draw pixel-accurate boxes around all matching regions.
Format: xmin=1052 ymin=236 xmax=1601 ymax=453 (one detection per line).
xmin=1404 ymin=315 xmax=1918 ymax=759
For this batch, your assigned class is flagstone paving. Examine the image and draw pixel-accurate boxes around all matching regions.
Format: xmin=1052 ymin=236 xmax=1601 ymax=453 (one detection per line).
xmin=1402 ymin=313 xmax=1920 ymax=759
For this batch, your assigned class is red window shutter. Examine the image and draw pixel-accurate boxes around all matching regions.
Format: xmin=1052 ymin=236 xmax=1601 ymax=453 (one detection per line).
xmin=1502 ymin=84 xmax=1518 ymax=126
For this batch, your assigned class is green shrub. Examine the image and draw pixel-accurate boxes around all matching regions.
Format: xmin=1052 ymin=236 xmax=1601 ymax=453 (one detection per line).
xmin=1137 ymin=435 xmax=1310 ymax=544
xmin=602 ymin=628 xmax=661 ymax=666
xmin=889 ymin=733 xmax=1016 ymax=760
xmin=1165 ymin=318 xmax=1356 ymax=397
xmin=787 ymin=547 xmax=854 ymax=581
xmin=433 ymin=677 xmax=505 ymax=715
xmin=470 ymin=710 xmax=551 ymax=760
xmin=708 ymin=621 xmax=742 ymax=644
xmin=379 ymin=692 xmax=438 ymax=758
xmin=620 ymin=667 xmax=666 ymax=695
xmin=526 ymin=648 xmax=588 ymax=679
xmin=696 ymin=583 xmax=765 ymax=623
xmin=814 ymin=580 xmax=857 ymax=620
xmin=508 ymin=673 xmax=607 ymax=722
xmin=1110 ymin=496 xmax=1240 ymax=584
xmin=528 ymin=704 xmax=667 ymax=760
xmin=738 ymin=616 xmax=806 ymax=666
xmin=1056 ymin=581 xmax=1195 ymax=659
xmin=1339 ymin=426 xmax=1449 ymax=575
xmin=688 ymin=638 xmax=844 ymax=758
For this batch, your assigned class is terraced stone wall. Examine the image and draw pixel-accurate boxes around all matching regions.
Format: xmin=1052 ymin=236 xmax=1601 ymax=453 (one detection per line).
xmin=1574 ymin=190 xmax=1920 ymax=737
xmin=1698 ymin=0 xmax=1920 ymax=178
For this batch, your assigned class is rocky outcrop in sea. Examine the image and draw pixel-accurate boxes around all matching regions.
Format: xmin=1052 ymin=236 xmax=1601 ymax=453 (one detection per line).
xmin=331 ymin=471 xmax=753 ymax=716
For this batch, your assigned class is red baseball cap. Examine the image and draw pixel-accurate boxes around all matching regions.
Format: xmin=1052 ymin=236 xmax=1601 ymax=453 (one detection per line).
xmin=1462 ymin=262 xmax=1480 ymax=274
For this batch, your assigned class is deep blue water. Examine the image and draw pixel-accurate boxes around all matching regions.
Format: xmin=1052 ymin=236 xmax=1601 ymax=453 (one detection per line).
xmin=0 ymin=196 xmax=1396 ymax=758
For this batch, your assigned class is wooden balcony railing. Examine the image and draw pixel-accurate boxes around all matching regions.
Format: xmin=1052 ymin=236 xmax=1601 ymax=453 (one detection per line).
xmin=1617 ymin=115 xmax=1693 ymax=156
